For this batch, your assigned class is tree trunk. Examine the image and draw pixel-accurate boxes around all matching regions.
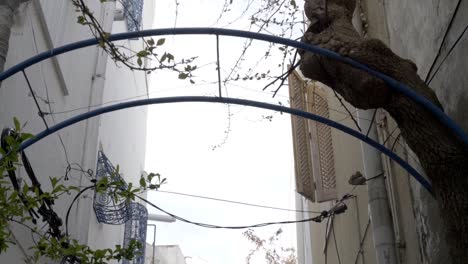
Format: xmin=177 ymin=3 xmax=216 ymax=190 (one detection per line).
xmin=300 ymin=0 xmax=468 ymax=263
xmin=0 ymin=0 xmax=29 ymax=72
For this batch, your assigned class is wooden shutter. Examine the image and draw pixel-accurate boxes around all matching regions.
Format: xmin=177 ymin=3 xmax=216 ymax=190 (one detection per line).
xmin=289 ymin=71 xmax=337 ymax=203
xmin=307 ymin=86 xmax=337 ymax=202
xmin=289 ymin=72 xmax=315 ymax=201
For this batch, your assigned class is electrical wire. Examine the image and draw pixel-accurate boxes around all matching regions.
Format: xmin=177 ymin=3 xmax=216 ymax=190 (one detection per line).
xmin=331 ymin=218 xmax=342 ymax=264
xmin=28 ymin=10 xmax=72 ymax=167
xmin=426 ymin=24 xmax=467 ymax=85
xmin=65 ymin=185 xmax=95 ymax=238
xmin=424 ymin=0 xmax=462 ymax=84
xmin=353 ymin=218 xmax=371 ymax=264
xmin=154 ymin=189 xmax=321 ymax=214
xmin=137 ymin=194 xmax=339 ymax=230
xmin=137 ymin=191 xmax=354 ymax=230
xmin=365 ymin=109 xmax=377 ymax=138
xmin=22 ymin=70 xmax=49 ymax=130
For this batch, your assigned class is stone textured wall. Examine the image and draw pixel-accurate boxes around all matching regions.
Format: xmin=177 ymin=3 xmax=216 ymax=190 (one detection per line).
xmin=362 ymin=0 xmax=467 ymax=263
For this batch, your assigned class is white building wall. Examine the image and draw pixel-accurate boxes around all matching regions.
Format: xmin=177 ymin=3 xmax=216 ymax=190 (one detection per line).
xmin=88 ymin=0 xmax=155 ymax=252
xmin=145 ymin=245 xmax=187 ymax=264
xmin=0 ymin=0 xmax=153 ymax=262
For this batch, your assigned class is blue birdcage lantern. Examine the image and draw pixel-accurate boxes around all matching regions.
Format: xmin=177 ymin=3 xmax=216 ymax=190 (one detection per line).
xmin=93 ymin=151 xmax=132 ymax=225
xmin=122 ymin=0 xmax=144 ymax=32
xmin=123 ymin=202 xmax=148 ymax=264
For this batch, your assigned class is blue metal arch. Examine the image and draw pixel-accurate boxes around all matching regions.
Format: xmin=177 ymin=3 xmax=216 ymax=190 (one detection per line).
xmin=0 ymin=27 xmax=466 ymax=146
xmin=4 ymin=96 xmax=434 ymax=195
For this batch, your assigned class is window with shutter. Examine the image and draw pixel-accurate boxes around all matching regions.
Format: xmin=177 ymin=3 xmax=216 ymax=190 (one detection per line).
xmin=289 ymin=71 xmax=337 ymax=203
xmin=289 ymin=71 xmax=315 ymax=201
xmin=307 ymin=87 xmax=337 ymax=202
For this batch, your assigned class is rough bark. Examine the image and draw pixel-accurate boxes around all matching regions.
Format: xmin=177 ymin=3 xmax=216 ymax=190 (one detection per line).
xmin=0 ymin=0 xmax=29 ymax=72
xmin=300 ymin=0 xmax=468 ymax=263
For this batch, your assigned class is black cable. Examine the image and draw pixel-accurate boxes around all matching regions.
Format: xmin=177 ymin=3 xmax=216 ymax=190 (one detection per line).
xmin=65 ymin=185 xmax=95 ymax=238
xmin=365 ymin=109 xmax=377 ymax=138
xmin=424 ymin=0 xmax=462 ymax=84
xmin=136 ymin=191 xmax=353 ymax=229
xmin=137 ymin=194 xmax=328 ymax=229
xmin=426 ymin=24 xmax=467 ymax=85
xmin=155 ymin=189 xmax=321 ymax=214
xmin=331 ymin=218 xmax=342 ymax=264
xmin=382 ymin=126 xmax=397 ymax=146
xmin=28 ymin=12 xmax=71 ymax=168
xmin=22 ymin=70 xmax=49 ymax=130
xmin=353 ymin=218 xmax=371 ymax=264
xmin=65 ymin=163 xmax=94 ymax=181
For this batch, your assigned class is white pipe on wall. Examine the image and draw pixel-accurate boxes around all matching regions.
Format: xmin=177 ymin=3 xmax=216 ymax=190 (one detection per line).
xmin=357 ymin=109 xmax=398 ymax=264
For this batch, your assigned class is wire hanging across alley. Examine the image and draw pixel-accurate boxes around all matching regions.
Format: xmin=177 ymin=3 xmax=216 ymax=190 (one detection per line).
xmin=154 ymin=189 xmax=321 ymax=214
xmin=136 ymin=192 xmax=353 ymax=230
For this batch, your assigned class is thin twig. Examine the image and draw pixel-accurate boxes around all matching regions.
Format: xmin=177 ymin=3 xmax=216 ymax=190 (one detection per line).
xmin=331 ymin=89 xmax=362 ymax=131
xmin=216 ymin=35 xmax=222 ymax=97
xmin=391 ymin=133 xmax=401 ymax=151
xmin=365 ymin=109 xmax=378 ymax=137
xmin=263 ymin=61 xmax=301 ymax=97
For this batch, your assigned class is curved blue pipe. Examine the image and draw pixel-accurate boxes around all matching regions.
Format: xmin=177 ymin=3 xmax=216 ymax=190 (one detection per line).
xmin=0 ymin=27 xmax=466 ymax=146
xmin=7 ymin=96 xmax=434 ymax=195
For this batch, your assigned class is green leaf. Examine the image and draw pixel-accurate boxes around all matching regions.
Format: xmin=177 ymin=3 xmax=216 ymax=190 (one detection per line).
xmin=178 ymin=73 xmax=189 ymax=80
xmin=167 ymin=53 xmax=174 ymax=62
xmin=137 ymin=57 xmax=143 ymax=66
xmin=137 ymin=50 xmax=149 ymax=57
xmin=13 ymin=117 xmax=20 ymax=131
xmin=160 ymin=53 xmax=168 ymax=63
xmin=290 ymin=0 xmax=297 ymax=8
xmin=20 ymin=133 xmax=34 ymax=141
xmin=49 ymin=177 xmax=58 ymax=188
xmin=139 ymin=177 xmax=146 ymax=188
xmin=156 ymin=38 xmax=166 ymax=46
xmin=147 ymin=38 xmax=155 ymax=46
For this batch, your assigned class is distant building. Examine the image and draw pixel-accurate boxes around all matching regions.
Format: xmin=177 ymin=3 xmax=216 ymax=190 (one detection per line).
xmin=145 ymin=244 xmax=187 ymax=264
xmin=0 ymin=0 xmax=155 ymax=263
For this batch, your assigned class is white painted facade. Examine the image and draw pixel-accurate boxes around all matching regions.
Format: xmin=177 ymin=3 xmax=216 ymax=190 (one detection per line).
xmin=144 ymin=245 xmax=187 ymax=264
xmin=0 ymin=0 xmax=154 ymax=262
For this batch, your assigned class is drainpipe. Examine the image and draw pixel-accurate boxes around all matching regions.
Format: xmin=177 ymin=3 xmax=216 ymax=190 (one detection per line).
xmin=357 ymin=109 xmax=397 ymax=264
xmin=351 ymin=5 xmax=398 ymax=264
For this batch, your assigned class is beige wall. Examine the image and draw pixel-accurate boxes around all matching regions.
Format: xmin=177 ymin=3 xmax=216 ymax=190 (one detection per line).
xmin=295 ymin=80 xmax=378 ymax=264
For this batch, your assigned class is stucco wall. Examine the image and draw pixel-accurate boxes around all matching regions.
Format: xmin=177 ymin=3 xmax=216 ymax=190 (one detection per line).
xmin=0 ymin=0 xmax=153 ymax=262
xmin=362 ymin=0 xmax=467 ymax=263
xmin=295 ymin=82 xmax=377 ymax=264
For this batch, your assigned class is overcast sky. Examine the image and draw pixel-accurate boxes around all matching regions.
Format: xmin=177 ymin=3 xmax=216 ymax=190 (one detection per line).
xmin=144 ymin=0 xmax=305 ymax=263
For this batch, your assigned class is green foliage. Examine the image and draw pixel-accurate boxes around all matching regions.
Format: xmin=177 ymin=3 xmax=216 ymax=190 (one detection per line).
xmin=72 ymin=0 xmax=199 ymax=84
xmin=0 ymin=118 xmax=165 ymax=263
xmin=32 ymin=236 xmax=143 ymax=264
